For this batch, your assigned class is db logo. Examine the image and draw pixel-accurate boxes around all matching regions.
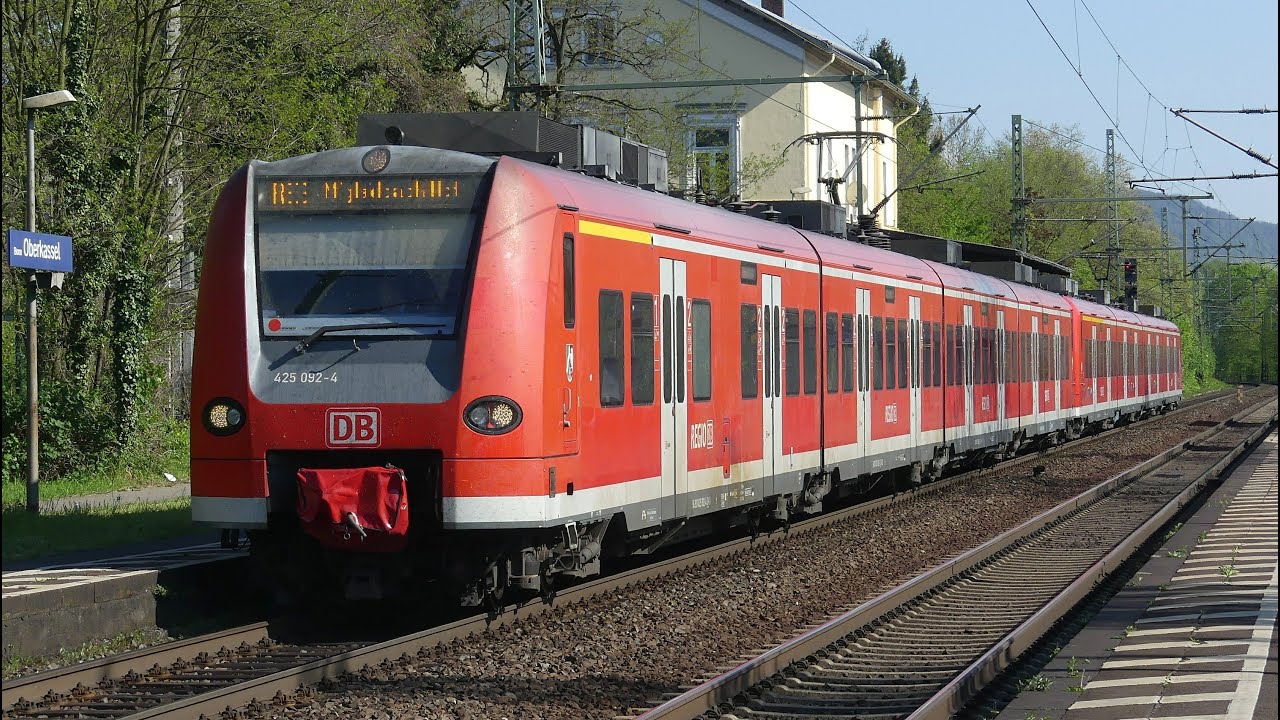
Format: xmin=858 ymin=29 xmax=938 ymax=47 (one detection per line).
xmin=326 ymin=408 xmax=380 ymax=447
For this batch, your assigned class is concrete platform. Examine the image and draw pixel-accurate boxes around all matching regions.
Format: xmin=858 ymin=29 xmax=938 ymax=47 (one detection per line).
xmin=997 ymin=429 xmax=1278 ymax=720
xmin=2 ymin=542 xmax=246 ymax=661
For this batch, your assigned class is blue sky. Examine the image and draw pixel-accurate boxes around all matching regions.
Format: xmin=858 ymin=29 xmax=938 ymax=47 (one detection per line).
xmin=771 ymin=0 xmax=1278 ymax=224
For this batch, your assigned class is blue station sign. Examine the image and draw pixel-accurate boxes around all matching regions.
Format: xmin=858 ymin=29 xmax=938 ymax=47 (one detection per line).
xmin=7 ymin=229 xmax=73 ymax=273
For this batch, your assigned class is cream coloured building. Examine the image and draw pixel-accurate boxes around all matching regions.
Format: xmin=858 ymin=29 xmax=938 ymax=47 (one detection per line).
xmin=465 ymin=0 xmax=915 ymax=228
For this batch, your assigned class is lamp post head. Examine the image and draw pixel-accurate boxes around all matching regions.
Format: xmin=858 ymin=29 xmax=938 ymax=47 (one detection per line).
xmin=22 ymin=90 xmax=77 ymax=110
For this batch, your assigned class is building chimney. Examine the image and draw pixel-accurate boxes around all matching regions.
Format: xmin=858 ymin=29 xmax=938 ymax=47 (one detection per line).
xmin=762 ymin=0 xmax=783 ymax=17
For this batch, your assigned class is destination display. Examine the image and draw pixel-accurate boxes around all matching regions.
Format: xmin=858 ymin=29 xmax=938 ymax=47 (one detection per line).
xmin=255 ymin=174 xmax=480 ymax=212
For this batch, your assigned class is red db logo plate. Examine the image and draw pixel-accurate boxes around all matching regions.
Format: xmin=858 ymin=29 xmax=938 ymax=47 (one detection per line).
xmin=326 ymin=408 xmax=380 ymax=447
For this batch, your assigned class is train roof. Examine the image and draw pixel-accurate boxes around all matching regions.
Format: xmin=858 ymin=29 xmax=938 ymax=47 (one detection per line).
xmin=510 ymin=156 xmax=1180 ymax=334
xmin=1068 ymin=295 xmax=1178 ymax=332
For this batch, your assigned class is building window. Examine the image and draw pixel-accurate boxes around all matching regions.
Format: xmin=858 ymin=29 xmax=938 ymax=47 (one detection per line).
xmin=582 ymin=11 xmax=619 ymax=66
xmin=631 ymin=294 xmax=654 ymax=405
xmin=684 ymin=112 xmax=740 ymax=197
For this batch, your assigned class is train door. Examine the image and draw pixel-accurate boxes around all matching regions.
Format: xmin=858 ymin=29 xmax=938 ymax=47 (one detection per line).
xmin=762 ymin=274 xmax=784 ymax=493
xmin=909 ymin=296 xmax=922 ymax=449
xmin=1030 ymin=315 xmax=1041 ymax=423
xmin=1053 ymin=319 xmax=1062 ymax=412
xmin=1090 ymin=325 xmax=1098 ymax=406
xmin=856 ymin=288 xmax=872 ymax=452
xmin=963 ymin=304 xmax=974 ymax=430
xmin=996 ymin=311 xmax=1007 ymax=433
xmin=1121 ymin=330 xmax=1129 ymax=401
xmin=660 ymin=258 xmax=689 ymax=520
xmin=1105 ymin=327 xmax=1113 ymax=406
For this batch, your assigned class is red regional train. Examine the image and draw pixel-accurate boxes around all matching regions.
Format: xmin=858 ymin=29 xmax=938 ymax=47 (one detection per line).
xmin=191 ymin=140 xmax=1183 ymax=604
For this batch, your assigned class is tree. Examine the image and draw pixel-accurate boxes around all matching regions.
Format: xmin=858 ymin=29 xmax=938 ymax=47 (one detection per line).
xmin=1 ymin=0 xmax=479 ymax=484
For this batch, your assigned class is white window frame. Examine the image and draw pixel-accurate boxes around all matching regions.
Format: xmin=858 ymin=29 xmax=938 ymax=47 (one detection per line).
xmin=684 ymin=112 xmax=741 ymax=196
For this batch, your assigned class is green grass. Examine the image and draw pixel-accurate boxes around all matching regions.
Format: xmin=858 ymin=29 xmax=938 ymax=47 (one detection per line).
xmin=3 ymin=627 xmax=172 ymax=679
xmin=2 ymin=422 xmax=189 ymax=507
xmin=2 ymin=498 xmax=194 ymax=563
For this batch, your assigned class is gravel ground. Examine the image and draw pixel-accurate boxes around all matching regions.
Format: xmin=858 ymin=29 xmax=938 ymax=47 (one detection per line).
xmin=251 ymin=390 xmax=1275 ymax=720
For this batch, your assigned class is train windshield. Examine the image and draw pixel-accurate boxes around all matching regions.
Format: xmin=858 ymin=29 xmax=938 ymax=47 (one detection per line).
xmin=255 ymin=210 xmax=475 ymax=339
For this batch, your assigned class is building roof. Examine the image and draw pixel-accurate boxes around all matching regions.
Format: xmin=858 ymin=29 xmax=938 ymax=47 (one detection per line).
xmin=692 ymin=0 xmax=916 ymax=107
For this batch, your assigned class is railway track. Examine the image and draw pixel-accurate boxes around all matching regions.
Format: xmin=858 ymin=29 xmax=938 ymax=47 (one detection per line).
xmin=629 ymin=396 xmax=1277 ymax=720
xmin=0 ymin=387 xmax=1261 ymax=720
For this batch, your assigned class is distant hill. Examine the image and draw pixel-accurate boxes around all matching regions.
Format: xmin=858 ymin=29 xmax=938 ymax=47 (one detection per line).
xmin=1140 ymin=192 xmax=1277 ymax=261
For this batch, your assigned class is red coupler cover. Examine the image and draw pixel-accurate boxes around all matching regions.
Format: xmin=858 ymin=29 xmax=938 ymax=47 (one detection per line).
xmin=296 ymin=466 xmax=409 ymax=552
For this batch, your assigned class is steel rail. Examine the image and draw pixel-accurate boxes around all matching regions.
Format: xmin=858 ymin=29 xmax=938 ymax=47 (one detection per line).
xmin=0 ymin=386 xmax=1243 ymax=718
xmin=1 ymin=624 xmax=270 ymax=710
xmin=630 ymin=396 xmax=1276 ymax=720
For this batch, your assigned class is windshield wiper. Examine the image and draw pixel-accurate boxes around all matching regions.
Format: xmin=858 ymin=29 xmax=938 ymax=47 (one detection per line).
xmin=293 ymin=322 xmax=446 ymax=354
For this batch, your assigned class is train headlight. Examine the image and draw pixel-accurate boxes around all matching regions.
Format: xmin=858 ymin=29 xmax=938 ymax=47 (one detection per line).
xmin=203 ymin=397 xmax=246 ymax=436
xmin=463 ymin=396 xmax=522 ymax=435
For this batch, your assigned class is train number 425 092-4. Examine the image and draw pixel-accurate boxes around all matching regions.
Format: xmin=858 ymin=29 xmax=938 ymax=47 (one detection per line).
xmin=273 ymin=371 xmax=338 ymax=383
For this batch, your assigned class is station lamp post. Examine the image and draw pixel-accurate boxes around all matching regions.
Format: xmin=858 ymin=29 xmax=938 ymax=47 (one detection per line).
xmin=22 ymin=89 xmax=77 ymax=513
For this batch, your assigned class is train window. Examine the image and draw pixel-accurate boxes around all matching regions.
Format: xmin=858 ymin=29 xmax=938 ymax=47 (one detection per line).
xmin=873 ymin=317 xmax=885 ymax=390
xmin=897 ymin=318 xmax=908 ymax=389
xmin=885 ymin=286 xmax=896 ymax=303
xmin=599 ymin=290 xmax=624 ymax=407
xmin=763 ymin=307 xmax=772 ymax=398
xmin=803 ymin=310 xmax=817 ymax=395
xmin=662 ymin=296 xmax=672 ymax=403
xmin=980 ymin=302 xmax=989 ymax=316
xmin=841 ymin=314 xmax=855 ymax=392
xmin=945 ymin=324 xmax=955 ymax=386
xmin=987 ymin=329 xmax=996 ymax=384
xmin=563 ymin=234 xmax=576 ymax=328
xmin=740 ymin=262 xmax=757 ymax=285
xmin=922 ymin=321 xmax=933 ymax=388
xmin=785 ymin=308 xmax=800 ymax=396
xmin=976 ymin=328 xmax=986 ymax=385
xmin=692 ymin=300 xmax=711 ymax=401
xmin=958 ymin=325 xmax=968 ymax=386
xmin=631 ymin=294 xmax=655 ymax=405
xmin=741 ymin=304 xmax=759 ymax=399
xmin=885 ymin=318 xmax=897 ymax=390
xmin=932 ymin=322 xmax=942 ymax=387
xmin=826 ymin=312 xmax=839 ymax=394
xmin=676 ymin=297 xmax=686 ymax=403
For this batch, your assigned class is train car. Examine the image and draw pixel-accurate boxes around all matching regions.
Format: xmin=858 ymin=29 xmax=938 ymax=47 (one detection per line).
xmin=191 ymin=141 xmax=1183 ymax=604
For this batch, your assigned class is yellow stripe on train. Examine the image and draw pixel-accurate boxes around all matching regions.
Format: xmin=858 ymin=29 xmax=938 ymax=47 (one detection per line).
xmin=579 ymin=219 xmax=653 ymax=245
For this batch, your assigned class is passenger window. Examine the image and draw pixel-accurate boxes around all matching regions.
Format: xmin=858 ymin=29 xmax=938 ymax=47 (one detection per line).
xmin=896 ymin=318 xmax=908 ymax=389
xmin=922 ymin=321 xmax=933 ymax=388
xmin=803 ymin=309 xmax=817 ymax=395
xmin=885 ymin=318 xmax=897 ymax=390
xmin=946 ymin=324 xmax=955 ymax=386
xmin=563 ymin=234 xmax=575 ymax=328
xmin=840 ymin=314 xmax=854 ymax=392
xmin=741 ymin=304 xmax=759 ymax=399
xmin=763 ymin=306 xmax=772 ymax=398
xmin=631 ymin=294 xmax=654 ymax=405
xmin=785 ymin=308 xmax=800 ymax=396
xmin=692 ymin=300 xmax=711 ymax=401
xmin=598 ymin=290 xmax=624 ymax=407
xmin=873 ymin=316 xmax=885 ymax=390
xmin=932 ymin=322 xmax=942 ymax=387
xmin=826 ymin=312 xmax=839 ymax=394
